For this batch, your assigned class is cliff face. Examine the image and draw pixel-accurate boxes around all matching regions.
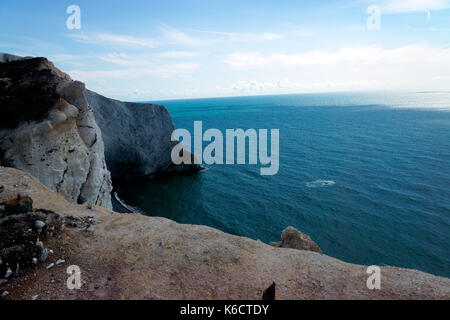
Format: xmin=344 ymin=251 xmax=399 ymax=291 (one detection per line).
xmin=0 ymin=57 xmax=112 ymax=209
xmin=1 ymin=167 xmax=449 ymax=300
xmin=0 ymin=53 xmax=200 ymax=208
xmin=85 ymin=90 xmax=200 ymax=179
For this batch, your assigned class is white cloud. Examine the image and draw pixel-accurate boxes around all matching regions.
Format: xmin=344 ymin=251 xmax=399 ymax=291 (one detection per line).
xmin=217 ymin=44 xmax=450 ymax=95
xmin=97 ymin=53 xmax=151 ymax=66
xmin=67 ymin=63 xmax=199 ymax=81
xmin=189 ymin=29 xmax=284 ymax=42
xmin=68 ymin=33 xmax=159 ymax=48
xmin=96 ymin=52 xmax=203 ymax=68
xmin=153 ymin=51 xmax=204 ymax=58
xmin=49 ymin=54 xmax=87 ymax=61
xmin=157 ymin=25 xmax=204 ymax=46
xmin=158 ymin=26 xmax=285 ymax=45
xmin=262 ymin=33 xmax=283 ymax=40
xmin=230 ymin=80 xmax=303 ymax=91
xmin=368 ymin=0 xmax=450 ymax=13
xmin=67 ymin=26 xmax=285 ymax=49
xmin=221 ymin=45 xmax=450 ymax=70
xmin=48 ymin=54 xmax=91 ymax=67
xmin=224 ymin=79 xmax=378 ymax=94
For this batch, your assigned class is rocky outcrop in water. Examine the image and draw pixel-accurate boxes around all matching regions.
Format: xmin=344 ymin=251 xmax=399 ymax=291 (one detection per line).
xmin=270 ymin=226 xmax=322 ymax=253
xmin=85 ymin=90 xmax=201 ymax=179
xmin=0 ymin=56 xmax=113 ymax=209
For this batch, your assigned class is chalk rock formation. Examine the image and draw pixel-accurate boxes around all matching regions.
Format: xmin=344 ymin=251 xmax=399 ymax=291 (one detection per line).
xmin=85 ymin=90 xmax=201 ymax=179
xmin=0 ymin=56 xmax=112 ymax=209
xmin=270 ymin=226 xmax=322 ymax=253
xmin=1 ymin=167 xmax=449 ymax=300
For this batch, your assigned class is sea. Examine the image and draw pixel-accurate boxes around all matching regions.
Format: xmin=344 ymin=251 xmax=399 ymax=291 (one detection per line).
xmin=116 ymin=91 xmax=450 ymax=278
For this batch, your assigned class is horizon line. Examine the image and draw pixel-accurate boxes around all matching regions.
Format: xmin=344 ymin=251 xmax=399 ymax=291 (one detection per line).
xmin=130 ymin=89 xmax=429 ymax=104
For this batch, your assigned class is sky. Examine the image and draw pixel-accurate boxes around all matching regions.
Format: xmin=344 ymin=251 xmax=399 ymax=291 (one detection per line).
xmin=0 ymin=0 xmax=449 ymax=100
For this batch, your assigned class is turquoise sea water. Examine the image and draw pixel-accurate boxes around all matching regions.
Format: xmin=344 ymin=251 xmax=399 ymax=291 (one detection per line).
xmin=117 ymin=92 xmax=450 ymax=277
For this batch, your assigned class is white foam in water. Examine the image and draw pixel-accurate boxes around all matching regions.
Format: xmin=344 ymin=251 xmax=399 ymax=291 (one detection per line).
xmin=306 ymin=180 xmax=336 ymax=188
xmin=114 ymin=191 xmax=143 ymax=214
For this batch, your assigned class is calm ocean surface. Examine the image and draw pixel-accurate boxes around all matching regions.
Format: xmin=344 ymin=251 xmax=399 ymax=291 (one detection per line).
xmin=117 ymin=92 xmax=450 ymax=277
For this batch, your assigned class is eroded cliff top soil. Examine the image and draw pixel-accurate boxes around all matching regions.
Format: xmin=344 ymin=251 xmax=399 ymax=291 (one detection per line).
xmin=0 ymin=167 xmax=449 ymax=300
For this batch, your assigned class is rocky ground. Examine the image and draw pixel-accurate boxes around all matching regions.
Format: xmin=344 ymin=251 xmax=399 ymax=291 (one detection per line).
xmin=0 ymin=166 xmax=449 ymax=300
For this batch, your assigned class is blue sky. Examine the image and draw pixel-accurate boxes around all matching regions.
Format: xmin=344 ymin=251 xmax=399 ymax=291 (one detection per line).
xmin=1 ymin=0 xmax=449 ymax=100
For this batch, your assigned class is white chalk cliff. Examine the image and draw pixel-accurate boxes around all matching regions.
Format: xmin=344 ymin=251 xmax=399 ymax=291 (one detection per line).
xmin=0 ymin=54 xmax=200 ymax=209
xmin=85 ymin=90 xmax=201 ymax=179
xmin=0 ymin=56 xmax=112 ymax=209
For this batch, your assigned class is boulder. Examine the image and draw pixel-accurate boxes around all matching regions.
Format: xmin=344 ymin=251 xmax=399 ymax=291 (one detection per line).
xmin=270 ymin=226 xmax=322 ymax=253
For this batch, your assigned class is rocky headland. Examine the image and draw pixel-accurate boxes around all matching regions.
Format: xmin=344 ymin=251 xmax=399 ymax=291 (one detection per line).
xmin=0 ymin=54 xmax=449 ymax=300
xmin=85 ymin=90 xmax=199 ymax=179
xmin=0 ymin=55 xmax=113 ymax=209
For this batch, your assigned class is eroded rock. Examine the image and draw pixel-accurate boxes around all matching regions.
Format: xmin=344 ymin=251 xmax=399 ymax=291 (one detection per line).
xmin=270 ymin=226 xmax=322 ymax=253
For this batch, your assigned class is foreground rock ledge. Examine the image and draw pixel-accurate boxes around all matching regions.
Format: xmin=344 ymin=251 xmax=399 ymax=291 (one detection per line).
xmin=0 ymin=167 xmax=449 ymax=300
